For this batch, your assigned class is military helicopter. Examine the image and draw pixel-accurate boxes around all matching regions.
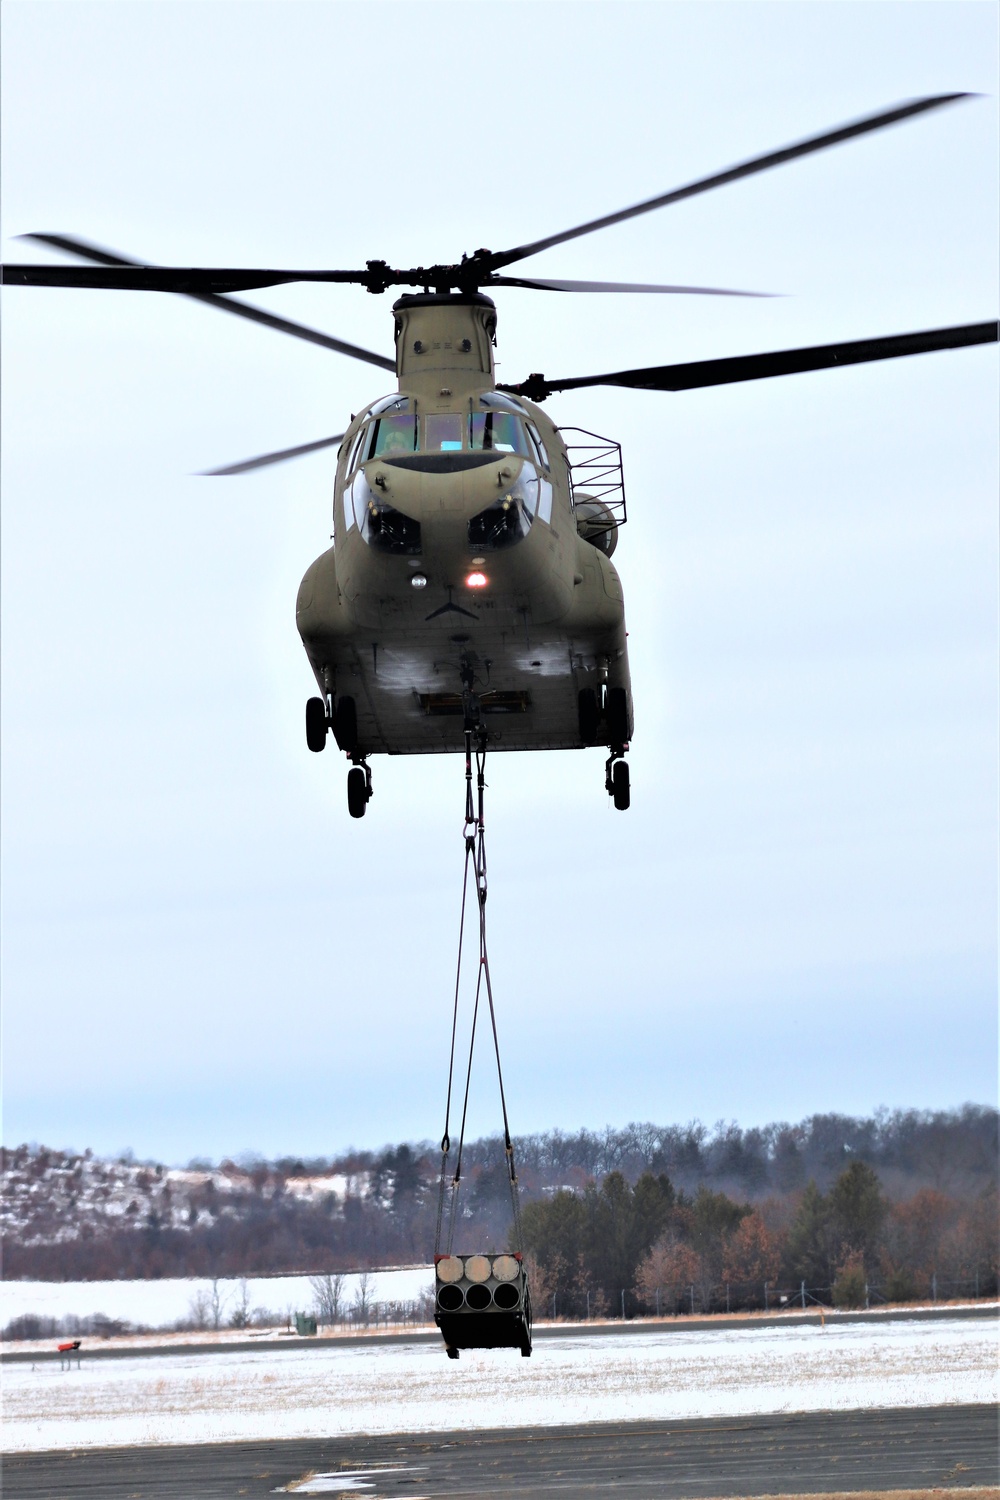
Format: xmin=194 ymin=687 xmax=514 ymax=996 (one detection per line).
xmin=4 ymin=95 xmax=996 ymax=819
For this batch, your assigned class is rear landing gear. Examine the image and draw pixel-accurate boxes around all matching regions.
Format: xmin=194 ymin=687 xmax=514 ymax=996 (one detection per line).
xmin=307 ymin=693 xmax=360 ymax=752
xmin=578 ymin=687 xmax=601 ymax=745
xmin=332 ymin=696 xmax=358 ymax=754
xmin=305 ymin=697 xmax=328 ymax=753
xmin=606 ymin=686 xmax=629 ymax=752
xmin=347 ymin=760 xmax=373 ymax=819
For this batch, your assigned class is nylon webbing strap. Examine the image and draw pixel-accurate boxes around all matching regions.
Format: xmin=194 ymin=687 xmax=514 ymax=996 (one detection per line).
xmin=434 ymin=731 xmax=476 ymax=1257
xmin=435 ymin=728 xmax=524 ymax=1258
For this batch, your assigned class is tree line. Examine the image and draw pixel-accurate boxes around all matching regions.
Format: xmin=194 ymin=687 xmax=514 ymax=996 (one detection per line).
xmin=521 ymin=1159 xmax=997 ymax=1316
xmin=3 ymin=1106 xmax=995 ymax=1298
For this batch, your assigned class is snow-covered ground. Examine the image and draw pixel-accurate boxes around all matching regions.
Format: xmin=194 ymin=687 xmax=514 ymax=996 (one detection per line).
xmin=4 ymin=1316 xmax=995 ymax=1452
xmin=1 ymin=1269 xmax=432 ymax=1331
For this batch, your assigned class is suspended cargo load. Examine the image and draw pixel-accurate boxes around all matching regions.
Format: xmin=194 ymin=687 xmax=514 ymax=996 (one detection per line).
xmin=432 ymin=728 xmax=532 ymax=1359
xmin=434 ymin=1252 xmax=532 ymax=1358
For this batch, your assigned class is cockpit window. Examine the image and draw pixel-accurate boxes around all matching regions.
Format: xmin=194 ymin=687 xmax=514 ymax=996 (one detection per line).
xmin=526 ymin=420 xmax=550 ymax=470
xmin=469 ymin=410 xmax=532 ymax=455
xmin=424 ymin=413 xmax=464 ymax=452
xmin=480 ymin=391 xmax=527 ymax=415
xmin=347 ymin=428 xmax=367 ymax=473
xmin=369 ymin=394 xmax=410 ymax=416
xmin=366 ymin=412 xmax=419 ymax=459
xmin=353 ymin=395 xmax=538 ymax=464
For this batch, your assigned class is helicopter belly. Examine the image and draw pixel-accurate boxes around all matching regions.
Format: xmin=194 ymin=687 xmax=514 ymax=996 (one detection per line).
xmin=334 ymin=621 xmax=626 ymax=756
xmin=299 ymin=547 xmax=629 ymax=756
xmin=296 ymin=446 xmax=633 ymax=757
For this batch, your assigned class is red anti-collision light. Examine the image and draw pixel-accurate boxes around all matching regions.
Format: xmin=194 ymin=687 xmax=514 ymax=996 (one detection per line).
xmin=466 ymin=572 xmax=488 ymax=589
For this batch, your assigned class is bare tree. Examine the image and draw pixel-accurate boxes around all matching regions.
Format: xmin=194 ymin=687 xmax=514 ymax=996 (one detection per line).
xmin=188 ymin=1288 xmax=212 ymax=1330
xmin=310 ymin=1272 xmax=345 ymax=1328
xmin=352 ymin=1271 xmax=373 ymax=1326
xmin=209 ymin=1278 xmax=229 ymax=1330
xmin=229 ymin=1278 xmax=253 ymax=1329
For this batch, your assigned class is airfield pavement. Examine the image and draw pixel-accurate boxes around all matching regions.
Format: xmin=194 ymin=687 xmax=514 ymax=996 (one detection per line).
xmin=3 ymin=1311 xmax=997 ymax=1497
xmin=4 ymin=1406 xmax=999 ymax=1498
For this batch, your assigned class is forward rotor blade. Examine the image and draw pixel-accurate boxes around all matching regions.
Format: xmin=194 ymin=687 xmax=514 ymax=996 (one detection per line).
xmin=198 ymin=433 xmax=345 ymax=477
xmin=2 ymin=262 xmax=371 ymax=293
xmin=503 ymin=321 xmax=998 ymax=402
xmin=489 ymin=274 xmax=775 ymax=297
xmin=11 ymin=235 xmax=395 ymax=370
xmin=488 ymin=94 xmax=972 ymax=272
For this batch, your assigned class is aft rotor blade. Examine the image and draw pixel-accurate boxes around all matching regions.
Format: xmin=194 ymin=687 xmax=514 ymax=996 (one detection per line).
xmin=489 ymin=275 xmax=775 ymax=297
xmin=14 ymin=235 xmax=396 ymax=370
xmin=198 ymin=433 xmax=345 ymax=477
xmin=19 ymin=233 xmax=144 ymax=269
xmin=488 ymin=94 xmax=972 ymax=272
xmin=504 ymin=322 xmax=999 ymax=402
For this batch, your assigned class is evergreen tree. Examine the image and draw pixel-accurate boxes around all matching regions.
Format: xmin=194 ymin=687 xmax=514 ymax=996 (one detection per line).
xmin=827 ymin=1161 xmax=887 ymax=1272
xmin=786 ymin=1180 xmax=831 ymax=1286
xmin=632 ymin=1172 xmax=676 ymax=1255
xmin=521 ymin=1189 xmax=584 ymax=1297
xmin=688 ymin=1187 xmax=749 ymax=1296
xmin=583 ymin=1171 xmax=635 ymax=1295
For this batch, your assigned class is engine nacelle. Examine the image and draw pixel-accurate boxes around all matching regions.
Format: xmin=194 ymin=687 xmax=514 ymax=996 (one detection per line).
xmin=574 ymin=495 xmax=619 ymax=557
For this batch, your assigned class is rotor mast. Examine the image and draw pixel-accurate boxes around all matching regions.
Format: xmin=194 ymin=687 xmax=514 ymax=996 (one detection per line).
xmin=393 ymin=292 xmax=498 ymax=402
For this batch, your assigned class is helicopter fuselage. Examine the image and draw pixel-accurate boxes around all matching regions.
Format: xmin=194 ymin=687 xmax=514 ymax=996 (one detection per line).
xmin=295 ymin=293 xmax=633 ymax=761
xmin=5 ymin=95 xmax=990 ymax=819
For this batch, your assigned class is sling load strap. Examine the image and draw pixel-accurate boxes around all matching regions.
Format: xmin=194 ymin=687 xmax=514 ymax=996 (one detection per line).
xmin=435 ymin=728 xmax=524 ymax=1258
xmin=433 ymin=733 xmax=476 ymax=1255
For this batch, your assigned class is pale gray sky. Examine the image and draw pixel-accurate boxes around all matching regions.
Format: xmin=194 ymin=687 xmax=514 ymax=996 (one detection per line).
xmin=2 ymin=1 xmax=997 ymax=1162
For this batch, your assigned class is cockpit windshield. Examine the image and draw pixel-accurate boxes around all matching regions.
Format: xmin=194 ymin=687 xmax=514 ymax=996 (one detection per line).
xmin=365 ymin=411 xmax=419 ymax=459
xmin=425 ymin=413 xmax=464 ymax=452
xmin=350 ymin=393 xmax=541 ymax=468
xmin=469 ymin=411 xmax=532 ymax=455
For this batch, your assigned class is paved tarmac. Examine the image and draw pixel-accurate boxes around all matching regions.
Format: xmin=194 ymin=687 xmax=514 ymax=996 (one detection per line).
xmin=3 ymin=1302 xmax=995 ymax=1365
xmin=5 ymin=1404 xmax=997 ymax=1498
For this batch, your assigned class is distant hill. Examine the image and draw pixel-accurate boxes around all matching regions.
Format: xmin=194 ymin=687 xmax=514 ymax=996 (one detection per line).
xmin=3 ymin=1105 xmax=995 ymax=1283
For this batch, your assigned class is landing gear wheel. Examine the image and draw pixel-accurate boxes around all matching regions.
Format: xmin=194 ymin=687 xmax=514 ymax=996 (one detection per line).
xmin=333 ymin=696 xmax=358 ymax=753
xmin=347 ymin=766 xmax=369 ymax=819
xmin=305 ymin=697 xmax=328 ymax=753
xmin=578 ymin=688 xmax=600 ymax=745
xmin=611 ymin=758 xmax=630 ymax=811
xmin=606 ymin=686 xmax=629 ymax=752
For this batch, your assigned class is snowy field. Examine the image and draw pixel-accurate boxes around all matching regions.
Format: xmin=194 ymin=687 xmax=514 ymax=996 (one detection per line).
xmin=4 ymin=1315 xmax=995 ymax=1453
xmin=1 ymin=1269 xmax=432 ymax=1330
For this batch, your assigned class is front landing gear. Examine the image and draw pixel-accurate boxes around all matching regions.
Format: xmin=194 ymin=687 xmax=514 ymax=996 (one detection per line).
xmin=606 ymin=753 xmax=630 ymax=811
xmin=604 ymin=685 xmax=631 ymax=811
xmin=347 ymin=760 xmax=373 ymax=819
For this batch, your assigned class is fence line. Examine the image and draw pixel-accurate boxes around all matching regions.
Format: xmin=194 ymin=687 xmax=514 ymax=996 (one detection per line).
xmin=5 ymin=1273 xmax=995 ymax=1341
xmin=532 ymin=1273 xmax=996 ymax=1323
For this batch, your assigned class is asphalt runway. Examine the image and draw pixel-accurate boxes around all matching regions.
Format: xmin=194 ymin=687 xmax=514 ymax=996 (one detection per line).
xmin=5 ymin=1404 xmax=997 ymax=1499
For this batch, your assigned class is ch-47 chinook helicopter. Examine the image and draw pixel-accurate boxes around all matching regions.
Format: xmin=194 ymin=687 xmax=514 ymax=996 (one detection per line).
xmin=4 ymin=95 xmax=996 ymax=819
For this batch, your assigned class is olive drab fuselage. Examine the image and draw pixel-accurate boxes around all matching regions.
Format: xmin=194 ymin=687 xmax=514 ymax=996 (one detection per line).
xmin=295 ymin=292 xmax=633 ymax=758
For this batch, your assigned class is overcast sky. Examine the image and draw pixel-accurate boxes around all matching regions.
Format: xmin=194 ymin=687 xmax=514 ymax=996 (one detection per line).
xmin=2 ymin=1 xmax=997 ymax=1165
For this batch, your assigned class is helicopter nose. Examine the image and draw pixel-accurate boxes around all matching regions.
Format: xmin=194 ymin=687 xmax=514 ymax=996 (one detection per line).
xmin=461 ymin=455 xmax=523 ymax=508
xmin=370 ymin=455 xmax=521 ymax=518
